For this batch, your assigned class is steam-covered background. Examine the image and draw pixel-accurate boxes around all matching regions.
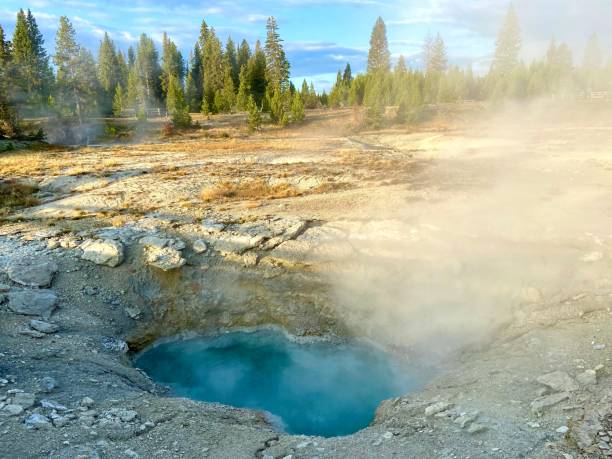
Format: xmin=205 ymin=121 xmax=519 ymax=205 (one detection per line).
xmin=0 ymin=0 xmax=610 ymax=89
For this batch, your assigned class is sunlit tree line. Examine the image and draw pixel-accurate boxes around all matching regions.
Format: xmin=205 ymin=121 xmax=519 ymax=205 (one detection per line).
xmin=0 ymin=10 xmax=315 ymax=137
xmin=328 ymin=5 xmax=612 ymax=126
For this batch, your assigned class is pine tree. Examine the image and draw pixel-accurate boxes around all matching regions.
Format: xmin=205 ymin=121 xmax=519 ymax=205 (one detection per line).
xmin=343 ymin=63 xmax=353 ymax=85
xmin=116 ymin=51 xmax=128 ymax=89
xmin=126 ymin=66 xmax=141 ymax=113
xmin=491 ymin=5 xmax=521 ymax=77
xmin=55 ymin=17 xmax=101 ymax=123
xmin=97 ymin=32 xmax=119 ymax=114
xmin=160 ymin=32 xmax=185 ymax=97
xmin=0 ymin=24 xmax=19 ymax=137
xmin=135 ymin=34 xmax=162 ymax=111
xmin=12 ymin=9 xmax=52 ymax=114
xmin=236 ymin=65 xmax=250 ymax=111
xmin=166 ymin=73 xmax=191 ymax=128
xmin=264 ymin=17 xmax=290 ymax=89
xmin=184 ymin=71 xmax=198 ymax=113
xmin=112 ymin=83 xmax=125 ymax=117
xmin=291 ymin=91 xmax=305 ymax=123
xmin=364 ymin=73 xmax=385 ymax=127
xmin=225 ymin=37 xmax=239 ymax=88
xmin=127 ymin=46 xmax=135 ymax=68
xmin=269 ymin=83 xmax=289 ymax=126
xmin=246 ymin=95 xmax=261 ymax=132
xmin=247 ymin=41 xmax=267 ymax=106
xmin=583 ymin=34 xmax=602 ymax=70
xmin=237 ymin=39 xmax=251 ymax=72
xmin=367 ymin=17 xmax=390 ymax=73
xmin=217 ymin=64 xmax=236 ymax=113
xmin=425 ymin=34 xmax=447 ymax=74
xmin=187 ymin=45 xmax=203 ymax=111
xmin=201 ymin=28 xmax=224 ymax=113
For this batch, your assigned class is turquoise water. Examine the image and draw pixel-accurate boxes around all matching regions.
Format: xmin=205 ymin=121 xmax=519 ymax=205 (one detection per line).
xmin=135 ymin=329 xmax=423 ymax=437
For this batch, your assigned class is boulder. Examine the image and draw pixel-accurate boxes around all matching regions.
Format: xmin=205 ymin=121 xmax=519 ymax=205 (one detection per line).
xmin=25 ymin=413 xmax=51 ymax=429
xmin=7 ymin=258 xmax=58 ymax=287
xmin=81 ymin=239 xmax=124 ymax=267
xmin=531 ymin=392 xmax=569 ymax=414
xmin=8 ymin=290 xmax=58 ymax=319
xmin=192 ymin=239 xmax=208 ymax=254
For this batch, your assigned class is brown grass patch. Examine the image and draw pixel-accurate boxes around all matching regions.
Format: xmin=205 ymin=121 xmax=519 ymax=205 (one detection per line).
xmin=201 ymin=179 xmax=300 ymax=202
xmin=0 ymin=180 xmax=39 ymax=215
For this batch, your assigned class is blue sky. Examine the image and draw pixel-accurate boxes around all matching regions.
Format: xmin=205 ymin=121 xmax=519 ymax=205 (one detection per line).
xmin=1 ymin=0 xmax=610 ymax=90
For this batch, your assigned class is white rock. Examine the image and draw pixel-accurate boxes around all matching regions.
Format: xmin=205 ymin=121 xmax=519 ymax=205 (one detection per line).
xmin=556 ymin=426 xmax=569 ymax=434
xmin=80 ymin=397 xmax=95 ymax=408
xmin=192 ymin=239 xmax=208 ymax=254
xmin=81 ymin=239 xmax=124 ymax=267
xmin=40 ymin=399 xmax=68 ymax=411
xmin=145 ymin=246 xmax=185 ymax=271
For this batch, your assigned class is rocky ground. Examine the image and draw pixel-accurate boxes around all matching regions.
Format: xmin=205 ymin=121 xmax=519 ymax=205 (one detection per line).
xmin=0 ymin=105 xmax=611 ymax=458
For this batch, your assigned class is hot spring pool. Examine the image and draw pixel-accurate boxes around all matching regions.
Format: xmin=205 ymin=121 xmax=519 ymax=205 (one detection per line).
xmin=135 ymin=329 xmax=425 ymax=437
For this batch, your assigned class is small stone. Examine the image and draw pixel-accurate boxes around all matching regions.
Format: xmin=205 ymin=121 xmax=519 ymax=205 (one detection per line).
xmin=593 ymin=344 xmax=606 ymax=351
xmin=467 ymin=423 xmax=487 ymax=434
xmin=24 ymin=413 xmax=51 ymax=429
xmin=29 ymin=320 xmax=59 ymax=334
xmin=2 ymin=404 xmax=23 ymax=416
xmin=192 ymin=239 xmax=208 ymax=254
xmin=84 ymin=286 xmax=97 ymax=296
xmin=243 ymin=252 xmax=258 ymax=267
xmin=425 ymin=401 xmax=452 ymax=416
xmin=556 ymin=426 xmax=569 ymax=434
xmin=52 ymin=415 xmax=70 ymax=427
xmin=80 ymin=397 xmax=95 ymax=408
xmin=0 ymin=284 xmax=10 ymax=292
xmin=39 ymin=376 xmax=57 ymax=393
xmin=382 ymin=431 xmax=393 ymax=439
xmin=537 ymin=371 xmax=579 ymax=392
xmin=145 ymin=246 xmax=185 ymax=271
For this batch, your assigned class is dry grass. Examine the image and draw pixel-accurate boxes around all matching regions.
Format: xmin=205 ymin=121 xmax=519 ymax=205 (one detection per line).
xmin=0 ymin=180 xmax=39 ymax=215
xmin=201 ymin=179 xmax=300 ymax=202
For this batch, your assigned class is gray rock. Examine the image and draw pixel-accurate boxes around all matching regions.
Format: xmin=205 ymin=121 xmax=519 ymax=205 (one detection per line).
xmin=467 ymin=423 xmax=487 ymax=434
xmin=202 ymin=219 xmax=226 ymax=233
xmin=139 ymin=236 xmax=169 ymax=250
xmin=7 ymin=258 xmax=58 ymax=287
xmin=29 ymin=320 xmax=59 ymax=334
xmin=125 ymin=305 xmax=142 ymax=320
xmin=19 ymin=328 xmax=45 ymax=338
xmin=80 ymin=397 xmax=95 ymax=408
xmin=537 ymin=371 xmax=579 ymax=393
xmin=39 ymin=376 xmax=57 ymax=393
xmin=192 ymin=239 xmax=208 ymax=254
xmin=40 ymin=399 xmax=68 ymax=411
xmin=145 ymin=246 xmax=185 ymax=271
xmin=577 ymin=369 xmax=597 ymax=386
xmin=13 ymin=392 xmax=35 ymax=408
xmin=8 ymin=290 xmax=57 ymax=319
xmin=0 ymin=283 xmax=10 ymax=292
xmin=2 ymin=404 xmax=24 ymax=416
xmin=81 ymin=239 xmax=124 ymax=267
xmin=454 ymin=412 xmax=478 ymax=428
xmin=101 ymin=337 xmax=128 ymax=353
xmin=25 ymin=413 xmax=51 ymax=429
xmin=425 ymin=401 xmax=452 ymax=416
xmin=531 ymin=392 xmax=570 ymax=414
